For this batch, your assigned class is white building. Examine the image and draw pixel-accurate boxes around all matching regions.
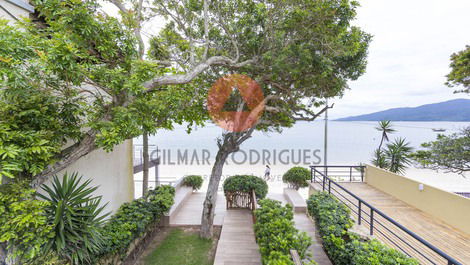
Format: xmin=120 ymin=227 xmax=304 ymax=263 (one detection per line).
xmin=1 ymin=0 xmax=135 ymax=213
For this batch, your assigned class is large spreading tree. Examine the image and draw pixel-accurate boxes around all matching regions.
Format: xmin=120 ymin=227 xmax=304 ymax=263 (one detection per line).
xmin=1 ymin=0 xmax=370 ymax=244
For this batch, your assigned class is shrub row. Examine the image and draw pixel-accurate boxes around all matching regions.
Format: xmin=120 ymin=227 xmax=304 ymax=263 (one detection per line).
xmin=96 ymin=185 xmax=175 ymax=261
xmin=307 ymin=192 xmax=419 ymax=265
xmin=223 ymin=175 xmax=268 ymax=199
xmin=254 ymin=199 xmax=312 ymax=265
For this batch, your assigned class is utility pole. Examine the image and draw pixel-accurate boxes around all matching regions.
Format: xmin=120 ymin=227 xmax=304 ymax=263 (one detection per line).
xmin=324 ymin=98 xmax=328 ymax=177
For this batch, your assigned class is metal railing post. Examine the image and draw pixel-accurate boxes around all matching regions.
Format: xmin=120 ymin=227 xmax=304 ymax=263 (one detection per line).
xmin=313 ymin=168 xmax=316 ymax=183
xmin=322 ymin=172 xmax=325 ymax=191
xmin=370 ymin=208 xmax=374 ymax=235
xmin=328 ymin=179 xmax=331 ymax=194
xmin=350 ymin=166 xmax=352 ymax=182
xmin=358 ymin=201 xmax=362 ymax=225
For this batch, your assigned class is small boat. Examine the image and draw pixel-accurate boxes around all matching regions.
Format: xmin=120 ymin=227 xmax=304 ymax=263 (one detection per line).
xmin=432 ymin=128 xmax=446 ymax=132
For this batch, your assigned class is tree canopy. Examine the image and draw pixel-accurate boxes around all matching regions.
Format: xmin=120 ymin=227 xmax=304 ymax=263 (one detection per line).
xmin=412 ymin=127 xmax=470 ymax=175
xmin=446 ymin=45 xmax=470 ymax=94
xmin=0 ymin=0 xmax=371 ymax=185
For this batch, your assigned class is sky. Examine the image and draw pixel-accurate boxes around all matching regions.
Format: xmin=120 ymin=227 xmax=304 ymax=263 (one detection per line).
xmin=102 ymin=0 xmax=470 ymax=119
xmin=330 ymin=0 xmax=470 ymax=119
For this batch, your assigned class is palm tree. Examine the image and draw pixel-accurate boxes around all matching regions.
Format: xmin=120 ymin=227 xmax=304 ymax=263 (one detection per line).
xmin=385 ymin=138 xmax=413 ymax=174
xmin=376 ymin=120 xmax=396 ymax=152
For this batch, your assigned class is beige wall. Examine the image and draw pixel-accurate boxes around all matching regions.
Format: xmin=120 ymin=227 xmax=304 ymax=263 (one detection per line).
xmin=365 ymin=165 xmax=470 ymax=235
xmin=43 ymin=140 xmax=135 ymax=214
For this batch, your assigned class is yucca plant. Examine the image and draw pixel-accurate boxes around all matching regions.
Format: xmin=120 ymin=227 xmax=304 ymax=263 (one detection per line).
xmin=372 ymin=148 xmax=389 ymax=169
xmin=385 ymin=138 xmax=413 ymax=174
xmin=38 ymin=173 xmax=109 ymax=265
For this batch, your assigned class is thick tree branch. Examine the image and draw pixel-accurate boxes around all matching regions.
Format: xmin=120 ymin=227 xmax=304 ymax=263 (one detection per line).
xmin=143 ymin=56 xmax=256 ymax=90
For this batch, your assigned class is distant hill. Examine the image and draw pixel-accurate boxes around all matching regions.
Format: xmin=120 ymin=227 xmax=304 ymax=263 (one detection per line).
xmin=337 ymin=99 xmax=470 ymax=121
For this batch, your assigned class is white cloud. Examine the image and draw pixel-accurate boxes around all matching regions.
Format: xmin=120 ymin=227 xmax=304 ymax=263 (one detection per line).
xmin=330 ymin=0 xmax=470 ymax=119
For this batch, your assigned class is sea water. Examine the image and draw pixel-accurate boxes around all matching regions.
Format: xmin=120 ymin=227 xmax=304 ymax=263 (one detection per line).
xmin=133 ymin=121 xmax=470 ymax=196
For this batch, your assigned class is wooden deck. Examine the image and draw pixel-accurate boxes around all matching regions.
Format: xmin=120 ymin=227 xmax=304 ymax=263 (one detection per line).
xmin=213 ymin=209 xmax=262 ymax=265
xmin=339 ymin=183 xmax=470 ymax=265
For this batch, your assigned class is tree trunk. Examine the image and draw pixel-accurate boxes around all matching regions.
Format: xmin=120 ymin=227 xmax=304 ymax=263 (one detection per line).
xmin=200 ymin=150 xmax=229 ymax=238
xmin=142 ymin=131 xmax=150 ymax=196
xmin=200 ymin=129 xmax=255 ymax=239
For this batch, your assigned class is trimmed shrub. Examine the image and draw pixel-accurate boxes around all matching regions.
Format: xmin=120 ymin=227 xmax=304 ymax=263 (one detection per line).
xmin=307 ymin=192 xmax=419 ymax=265
xmin=182 ymin=175 xmax=203 ymax=190
xmin=97 ymin=185 xmax=175 ymax=260
xmin=223 ymin=175 xmax=268 ymax=199
xmin=254 ymin=199 xmax=312 ymax=264
xmin=282 ymin=167 xmax=310 ymax=190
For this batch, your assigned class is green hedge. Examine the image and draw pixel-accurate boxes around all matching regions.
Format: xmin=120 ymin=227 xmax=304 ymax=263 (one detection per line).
xmin=97 ymin=185 xmax=175 ymax=260
xmin=223 ymin=175 xmax=268 ymax=199
xmin=282 ymin=167 xmax=310 ymax=190
xmin=254 ymin=199 xmax=312 ymax=265
xmin=182 ymin=175 xmax=204 ymax=190
xmin=307 ymin=192 xmax=419 ymax=265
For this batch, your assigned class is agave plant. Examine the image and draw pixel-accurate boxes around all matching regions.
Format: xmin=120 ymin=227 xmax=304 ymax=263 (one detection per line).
xmin=385 ymin=138 xmax=413 ymax=174
xmin=38 ymin=173 xmax=109 ymax=265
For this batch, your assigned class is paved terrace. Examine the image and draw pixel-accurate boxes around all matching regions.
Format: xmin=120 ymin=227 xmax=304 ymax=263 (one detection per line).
xmin=334 ymin=183 xmax=470 ymax=265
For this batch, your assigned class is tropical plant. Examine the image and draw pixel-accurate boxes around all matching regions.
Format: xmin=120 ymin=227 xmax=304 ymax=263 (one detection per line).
xmin=223 ymin=175 xmax=268 ymax=199
xmin=0 ymin=181 xmax=53 ymax=263
xmin=182 ymin=175 xmax=204 ymax=191
xmin=371 ymin=149 xmax=389 ymax=169
xmin=412 ymin=126 xmax=470 ymax=175
xmin=282 ymin=167 xmax=311 ymax=190
xmin=386 ymin=138 xmax=413 ymax=174
xmin=376 ymin=120 xmax=396 ymax=152
xmin=38 ymin=173 xmax=108 ymax=265
xmin=446 ymin=45 xmax=470 ymax=93
xmin=254 ymin=199 xmax=312 ymax=263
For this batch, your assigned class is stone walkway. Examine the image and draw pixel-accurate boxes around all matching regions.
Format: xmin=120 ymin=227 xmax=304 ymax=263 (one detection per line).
xmin=213 ymin=209 xmax=262 ymax=265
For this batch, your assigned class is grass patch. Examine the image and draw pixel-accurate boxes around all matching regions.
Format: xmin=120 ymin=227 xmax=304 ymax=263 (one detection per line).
xmin=144 ymin=228 xmax=214 ymax=265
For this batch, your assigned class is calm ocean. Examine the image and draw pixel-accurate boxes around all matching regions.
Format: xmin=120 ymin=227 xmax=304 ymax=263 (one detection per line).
xmin=133 ymin=121 xmax=470 ymax=196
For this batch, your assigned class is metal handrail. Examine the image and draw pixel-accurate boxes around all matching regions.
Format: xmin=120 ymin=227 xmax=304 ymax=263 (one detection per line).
xmin=310 ymin=166 xmax=462 ymax=265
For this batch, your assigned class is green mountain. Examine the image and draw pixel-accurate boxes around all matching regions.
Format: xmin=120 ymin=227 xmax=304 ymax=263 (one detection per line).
xmin=337 ymin=99 xmax=470 ymax=121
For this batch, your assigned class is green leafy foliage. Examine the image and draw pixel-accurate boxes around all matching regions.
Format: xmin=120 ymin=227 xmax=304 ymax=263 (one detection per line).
xmin=182 ymin=175 xmax=204 ymax=190
xmin=223 ymin=175 xmax=268 ymax=199
xmin=307 ymin=192 xmax=419 ymax=265
xmin=412 ymin=126 xmax=470 ymax=175
xmin=446 ymin=45 xmax=470 ymax=93
xmin=0 ymin=20 xmax=84 ymax=181
xmin=254 ymin=199 xmax=312 ymax=264
xmin=372 ymin=121 xmax=412 ymax=174
xmin=282 ymin=167 xmax=310 ymax=190
xmin=97 ymin=185 xmax=175 ymax=259
xmin=38 ymin=173 xmax=109 ymax=265
xmin=0 ymin=181 xmax=53 ymax=262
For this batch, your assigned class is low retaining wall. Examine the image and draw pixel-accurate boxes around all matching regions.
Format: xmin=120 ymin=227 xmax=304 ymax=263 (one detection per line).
xmin=365 ymin=165 xmax=470 ymax=235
